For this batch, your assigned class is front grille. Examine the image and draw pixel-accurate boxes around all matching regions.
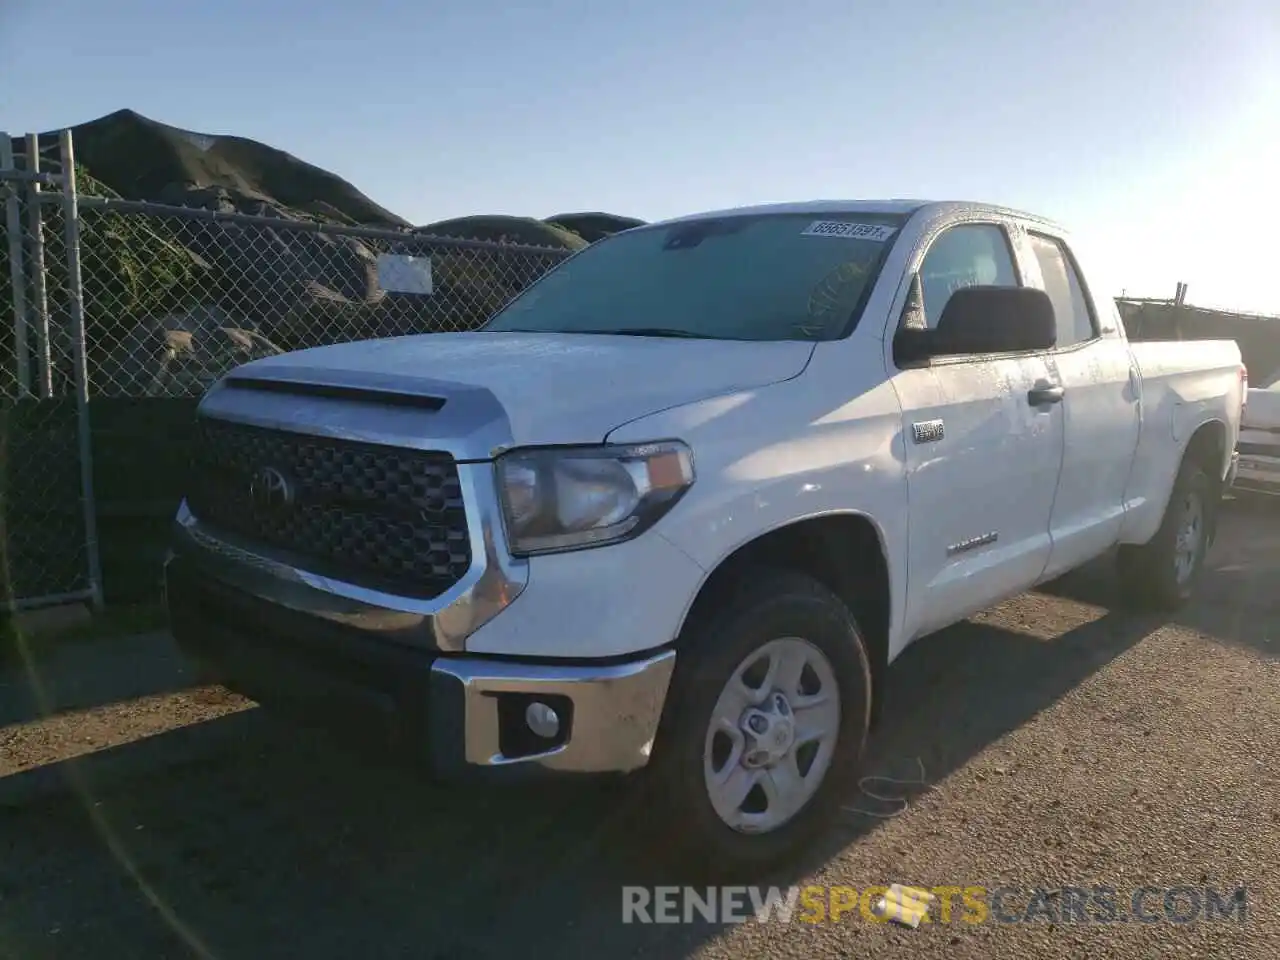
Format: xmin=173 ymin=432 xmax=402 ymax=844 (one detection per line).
xmin=185 ymin=417 xmax=471 ymax=599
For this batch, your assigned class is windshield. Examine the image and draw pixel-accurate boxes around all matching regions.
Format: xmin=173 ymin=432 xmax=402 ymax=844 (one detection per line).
xmin=483 ymin=212 xmax=906 ymax=341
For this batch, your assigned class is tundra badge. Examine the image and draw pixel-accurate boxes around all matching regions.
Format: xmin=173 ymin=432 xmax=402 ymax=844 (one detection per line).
xmin=912 ymin=419 xmax=945 ymax=444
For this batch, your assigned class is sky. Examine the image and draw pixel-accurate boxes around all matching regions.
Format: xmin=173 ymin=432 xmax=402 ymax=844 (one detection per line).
xmin=2 ymin=0 xmax=1278 ymax=313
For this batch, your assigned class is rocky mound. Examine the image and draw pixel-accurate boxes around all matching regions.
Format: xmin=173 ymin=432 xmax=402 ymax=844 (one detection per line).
xmin=96 ymin=306 xmax=282 ymax=398
xmin=54 ymin=109 xmax=408 ymax=227
xmin=545 ymin=212 xmax=646 ymax=243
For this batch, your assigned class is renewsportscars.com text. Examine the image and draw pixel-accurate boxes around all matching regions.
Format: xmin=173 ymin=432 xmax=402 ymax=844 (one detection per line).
xmin=621 ymin=884 xmax=1250 ymax=925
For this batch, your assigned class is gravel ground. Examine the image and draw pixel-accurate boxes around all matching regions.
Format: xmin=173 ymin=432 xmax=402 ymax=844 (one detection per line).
xmin=1 ymin=495 xmax=1277 ymax=959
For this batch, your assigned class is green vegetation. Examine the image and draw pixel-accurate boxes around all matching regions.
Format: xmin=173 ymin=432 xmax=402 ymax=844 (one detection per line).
xmin=545 ymin=212 xmax=646 ymax=243
xmin=0 ymin=162 xmax=209 ymax=374
xmin=417 ymin=215 xmax=589 ymax=251
xmin=74 ymin=167 xmax=212 ymax=345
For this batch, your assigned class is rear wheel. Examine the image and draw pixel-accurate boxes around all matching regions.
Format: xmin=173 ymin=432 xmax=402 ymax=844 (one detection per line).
xmin=1118 ymin=458 xmax=1214 ymax=609
xmin=645 ymin=569 xmax=872 ymax=876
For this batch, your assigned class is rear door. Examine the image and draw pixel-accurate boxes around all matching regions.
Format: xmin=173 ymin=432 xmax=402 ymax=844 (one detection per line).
xmin=891 ymin=220 xmax=1067 ymax=641
xmin=1021 ymin=232 xmax=1142 ymax=578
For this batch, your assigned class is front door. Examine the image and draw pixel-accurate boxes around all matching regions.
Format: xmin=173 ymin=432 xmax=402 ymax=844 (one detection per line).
xmin=891 ymin=221 xmax=1067 ymax=643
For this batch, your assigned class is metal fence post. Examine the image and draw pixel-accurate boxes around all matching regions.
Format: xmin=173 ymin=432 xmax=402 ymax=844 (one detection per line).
xmin=1 ymin=133 xmax=31 ymax=396
xmin=25 ymin=134 xmax=53 ymax=398
xmin=59 ymin=130 xmax=104 ymax=609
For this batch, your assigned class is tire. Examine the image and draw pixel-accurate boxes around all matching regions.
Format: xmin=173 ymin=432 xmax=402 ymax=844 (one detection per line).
xmin=1118 ymin=458 xmax=1215 ymax=610
xmin=642 ymin=568 xmax=872 ymax=877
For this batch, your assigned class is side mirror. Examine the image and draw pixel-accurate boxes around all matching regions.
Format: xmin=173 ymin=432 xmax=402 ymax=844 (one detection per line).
xmin=893 ymin=285 xmax=1056 ymax=362
xmin=892 ymin=274 xmax=932 ymax=366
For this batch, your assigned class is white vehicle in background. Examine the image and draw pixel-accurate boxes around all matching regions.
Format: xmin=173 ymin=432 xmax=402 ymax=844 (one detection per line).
xmin=166 ymin=200 xmax=1245 ymax=873
xmin=1234 ymin=369 xmax=1280 ymax=494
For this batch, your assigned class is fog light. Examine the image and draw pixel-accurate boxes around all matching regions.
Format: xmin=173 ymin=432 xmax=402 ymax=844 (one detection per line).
xmin=525 ymin=701 xmax=561 ymax=739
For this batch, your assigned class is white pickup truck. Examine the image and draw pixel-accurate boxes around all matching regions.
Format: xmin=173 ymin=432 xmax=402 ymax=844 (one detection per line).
xmin=167 ymin=200 xmax=1245 ymax=871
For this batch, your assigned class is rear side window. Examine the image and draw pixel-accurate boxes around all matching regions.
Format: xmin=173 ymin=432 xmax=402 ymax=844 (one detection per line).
xmin=1028 ymin=233 xmax=1097 ymax=347
xmin=918 ymin=224 xmax=1018 ymax=328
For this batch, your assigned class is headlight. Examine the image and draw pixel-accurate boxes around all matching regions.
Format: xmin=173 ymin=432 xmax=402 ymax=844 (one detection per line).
xmin=496 ymin=441 xmax=695 ymax=555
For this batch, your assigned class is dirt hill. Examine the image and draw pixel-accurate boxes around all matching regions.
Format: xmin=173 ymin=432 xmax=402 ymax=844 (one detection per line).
xmin=12 ymin=111 xmax=648 ymax=241
xmin=48 ymin=109 xmax=409 ymax=227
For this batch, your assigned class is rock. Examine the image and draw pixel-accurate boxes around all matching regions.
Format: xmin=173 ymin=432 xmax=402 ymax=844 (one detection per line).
xmin=95 ymin=307 xmax=282 ymax=397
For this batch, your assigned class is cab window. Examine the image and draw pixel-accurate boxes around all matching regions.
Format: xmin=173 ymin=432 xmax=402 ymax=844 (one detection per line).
xmin=1028 ymin=232 xmax=1098 ymax=347
xmin=918 ymin=224 xmax=1019 ymax=329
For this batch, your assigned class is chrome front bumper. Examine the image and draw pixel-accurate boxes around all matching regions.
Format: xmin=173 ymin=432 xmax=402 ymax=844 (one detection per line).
xmin=166 ymin=554 xmax=676 ymax=776
xmin=432 ymin=652 xmax=676 ymax=773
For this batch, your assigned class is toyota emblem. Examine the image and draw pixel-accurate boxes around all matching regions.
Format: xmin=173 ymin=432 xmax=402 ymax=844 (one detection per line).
xmin=249 ymin=466 xmax=294 ymax=512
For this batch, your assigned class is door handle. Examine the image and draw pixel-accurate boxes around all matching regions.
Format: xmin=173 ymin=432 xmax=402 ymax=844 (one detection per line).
xmin=1128 ymin=366 xmax=1142 ymax=403
xmin=1027 ymin=384 xmax=1065 ymax=406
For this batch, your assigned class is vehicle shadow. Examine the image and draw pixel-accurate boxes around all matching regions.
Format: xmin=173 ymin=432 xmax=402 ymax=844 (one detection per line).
xmin=1032 ymin=496 xmax=1280 ymax=660
xmin=0 ymin=629 xmax=199 ymax=728
xmin=0 ymin=571 xmax=1168 ymax=959
xmin=3 ymin=502 xmax=1275 ymax=958
xmin=1186 ymin=495 xmax=1280 ymax=658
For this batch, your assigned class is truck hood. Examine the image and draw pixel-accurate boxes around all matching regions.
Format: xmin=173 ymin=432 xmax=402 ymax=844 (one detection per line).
xmin=231 ymin=332 xmax=814 ymax=447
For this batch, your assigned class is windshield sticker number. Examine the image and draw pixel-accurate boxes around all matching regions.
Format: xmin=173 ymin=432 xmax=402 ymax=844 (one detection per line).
xmin=802 ymin=221 xmax=897 ymax=242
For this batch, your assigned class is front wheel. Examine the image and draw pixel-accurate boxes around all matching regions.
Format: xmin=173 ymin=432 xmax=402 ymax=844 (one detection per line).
xmin=644 ymin=569 xmax=872 ymax=876
xmin=1118 ymin=458 xmax=1215 ymax=609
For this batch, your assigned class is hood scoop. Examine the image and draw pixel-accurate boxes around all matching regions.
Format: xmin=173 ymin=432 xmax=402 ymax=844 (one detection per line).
xmin=223 ymin=372 xmax=448 ymax=412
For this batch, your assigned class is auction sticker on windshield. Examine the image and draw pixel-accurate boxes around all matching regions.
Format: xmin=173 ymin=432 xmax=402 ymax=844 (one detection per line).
xmin=801 ymin=221 xmax=897 ymax=241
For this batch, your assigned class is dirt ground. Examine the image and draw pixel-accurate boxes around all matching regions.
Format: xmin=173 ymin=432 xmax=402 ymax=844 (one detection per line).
xmin=2 ymin=495 xmax=1278 ymax=959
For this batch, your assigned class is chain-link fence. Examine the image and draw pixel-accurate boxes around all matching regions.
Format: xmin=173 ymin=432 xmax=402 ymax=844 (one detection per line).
xmin=76 ymin=201 xmax=571 ymax=399
xmin=2 ymin=132 xmax=98 ymax=610
xmin=3 ymin=128 xmax=572 ymax=610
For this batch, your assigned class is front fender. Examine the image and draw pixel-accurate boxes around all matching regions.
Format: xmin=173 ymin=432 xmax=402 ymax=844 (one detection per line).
xmin=606 ymin=347 xmax=909 ymax=649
